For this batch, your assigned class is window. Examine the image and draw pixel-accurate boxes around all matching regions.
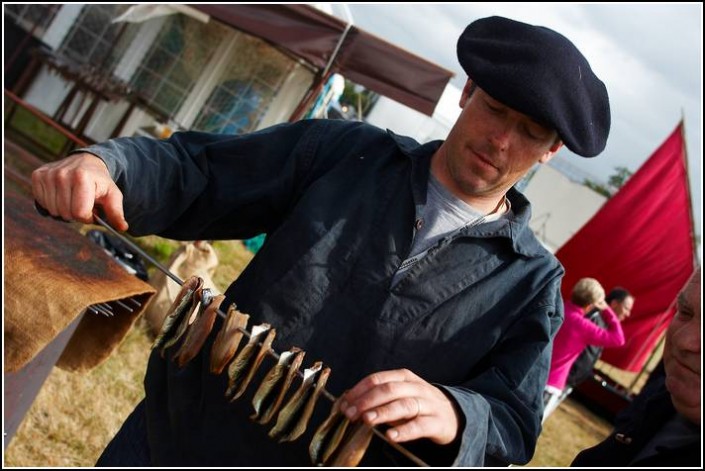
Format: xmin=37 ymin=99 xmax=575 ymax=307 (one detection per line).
xmin=57 ymin=5 xmax=135 ymax=71
xmin=130 ymin=15 xmax=227 ymax=118
xmin=4 ymin=4 xmax=60 ymax=36
xmin=192 ymin=32 xmax=293 ymax=135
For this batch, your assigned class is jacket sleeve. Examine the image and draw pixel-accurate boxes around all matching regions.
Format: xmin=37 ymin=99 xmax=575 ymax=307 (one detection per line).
xmin=440 ymin=271 xmax=564 ymax=466
xmin=77 ymin=120 xmax=329 ymax=239
xmin=575 ymin=306 xmax=625 ymax=347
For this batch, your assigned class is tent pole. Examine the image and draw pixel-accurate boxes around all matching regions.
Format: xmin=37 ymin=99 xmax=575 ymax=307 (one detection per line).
xmin=288 ymin=11 xmax=354 ymax=122
xmin=624 ymin=301 xmax=675 ymax=372
xmin=287 ymin=70 xmax=332 ymax=122
xmin=625 ymin=267 xmax=694 ymax=386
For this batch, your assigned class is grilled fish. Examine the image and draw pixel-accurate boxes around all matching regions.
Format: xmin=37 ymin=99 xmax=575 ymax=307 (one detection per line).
xmin=210 ymin=304 xmax=250 ymax=375
xmin=326 ymin=421 xmax=374 ymax=467
xmin=174 ymin=294 xmax=224 ymax=367
xmin=152 ymin=276 xmax=203 ymax=355
xmin=226 ymin=324 xmax=275 ymax=400
xmin=251 ymin=347 xmax=305 ymax=424
xmin=269 ymin=362 xmax=331 ymax=443
xmin=309 ymin=395 xmax=350 ymax=466
xmin=160 ymin=285 xmax=210 ymax=354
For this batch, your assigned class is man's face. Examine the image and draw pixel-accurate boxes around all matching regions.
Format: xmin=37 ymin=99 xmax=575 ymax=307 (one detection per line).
xmin=611 ymin=295 xmax=635 ymax=321
xmin=663 ymin=270 xmax=701 ymax=424
xmin=433 ymin=81 xmax=562 ymax=205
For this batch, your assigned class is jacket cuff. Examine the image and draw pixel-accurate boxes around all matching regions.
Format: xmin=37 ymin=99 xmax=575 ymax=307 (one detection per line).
xmin=437 ymin=384 xmax=492 ymax=466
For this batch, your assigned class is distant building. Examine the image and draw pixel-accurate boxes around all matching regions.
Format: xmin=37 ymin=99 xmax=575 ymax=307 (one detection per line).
xmin=5 ymin=4 xmax=314 ymax=143
xmin=6 ymin=4 xmax=453 ymax=150
xmin=523 ymin=165 xmax=606 ymax=252
xmin=366 ymin=82 xmax=461 ymax=142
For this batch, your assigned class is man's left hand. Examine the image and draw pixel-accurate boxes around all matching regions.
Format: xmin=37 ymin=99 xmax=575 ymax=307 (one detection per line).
xmin=339 ymin=368 xmax=460 ymax=445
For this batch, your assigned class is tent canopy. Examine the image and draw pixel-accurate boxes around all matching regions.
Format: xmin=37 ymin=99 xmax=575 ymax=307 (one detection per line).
xmin=193 ymin=4 xmax=455 ymax=116
xmin=556 ymin=123 xmax=695 ymax=373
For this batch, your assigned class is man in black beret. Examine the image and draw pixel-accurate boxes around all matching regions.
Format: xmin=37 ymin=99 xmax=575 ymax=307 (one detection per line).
xmin=33 ymin=15 xmax=609 ymax=468
xmin=456 ymin=16 xmax=610 ymax=158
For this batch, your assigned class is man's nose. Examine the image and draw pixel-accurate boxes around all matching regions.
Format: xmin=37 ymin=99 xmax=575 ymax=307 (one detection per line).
xmin=488 ymin=122 xmax=513 ymax=152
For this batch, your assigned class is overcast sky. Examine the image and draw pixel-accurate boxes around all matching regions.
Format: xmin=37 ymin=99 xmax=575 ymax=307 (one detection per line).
xmin=329 ymin=3 xmax=702 ymax=240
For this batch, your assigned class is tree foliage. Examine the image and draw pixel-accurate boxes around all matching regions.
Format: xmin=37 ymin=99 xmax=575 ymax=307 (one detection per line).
xmin=340 ymin=82 xmax=379 ymax=119
xmin=608 ymin=166 xmax=633 ymax=189
xmin=584 ymin=166 xmax=634 ymax=198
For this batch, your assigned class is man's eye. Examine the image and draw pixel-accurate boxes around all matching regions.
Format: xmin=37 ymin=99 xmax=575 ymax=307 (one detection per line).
xmin=525 ymin=129 xmax=540 ymax=140
xmin=523 ymin=124 xmax=544 ymax=141
xmin=486 ymin=102 xmax=501 ymax=113
xmin=676 ymin=308 xmax=694 ymax=320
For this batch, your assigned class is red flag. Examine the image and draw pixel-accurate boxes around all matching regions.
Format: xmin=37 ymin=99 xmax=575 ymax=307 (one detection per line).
xmin=555 ymin=122 xmax=695 ymax=372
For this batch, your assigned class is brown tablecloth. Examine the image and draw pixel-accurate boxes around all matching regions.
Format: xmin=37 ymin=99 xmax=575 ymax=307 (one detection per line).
xmin=4 ymin=191 xmax=156 ymax=372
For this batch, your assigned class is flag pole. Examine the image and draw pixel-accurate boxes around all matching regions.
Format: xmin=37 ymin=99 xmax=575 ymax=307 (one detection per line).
xmin=626 ymin=263 xmax=696 ymax=392
xmin=627 ymin=333 xmax=666 ymax=393
xmin=624 ymin=120 xmax=696 ymax=375
xmin=624 ymin=300 xmax=675 ymax=372
xmin=678 ymin=114 xmax=699 ymax=267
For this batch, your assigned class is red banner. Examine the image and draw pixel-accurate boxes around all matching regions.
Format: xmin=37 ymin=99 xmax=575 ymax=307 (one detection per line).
xmin=555 ymin=123 xmax=695 ymax=372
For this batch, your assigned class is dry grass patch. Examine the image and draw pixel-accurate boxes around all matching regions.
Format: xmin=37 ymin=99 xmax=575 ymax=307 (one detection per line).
xmin=5 ymin=236 xmax=611 ymax=467
xmin=4 ymin=238 xmax=254 ymax=466
xmin=4 ymin=321 xmax=152 ymax=466
xmin=526 ymin=398 xmax=612 ymax=467
xmin=211 ymin=240 xmax=255 ymax=291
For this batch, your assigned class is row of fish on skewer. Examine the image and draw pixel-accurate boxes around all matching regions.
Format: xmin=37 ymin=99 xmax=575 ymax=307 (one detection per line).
xmin=152 ymin=276 xmax=374 ymax=467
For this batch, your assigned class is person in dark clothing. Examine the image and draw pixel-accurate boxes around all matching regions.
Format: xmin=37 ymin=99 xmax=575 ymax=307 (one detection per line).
xmin=31 ymin=16 xmax=610 ymax=467
xmin=566 ymin=287 xmax=635 ymax=388
xmin=572 ymin=268 xmax=700 ymax=467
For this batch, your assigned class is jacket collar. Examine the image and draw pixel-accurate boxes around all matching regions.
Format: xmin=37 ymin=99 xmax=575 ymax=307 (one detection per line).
xmin=387 ymin=129 xmax=550 ymax=259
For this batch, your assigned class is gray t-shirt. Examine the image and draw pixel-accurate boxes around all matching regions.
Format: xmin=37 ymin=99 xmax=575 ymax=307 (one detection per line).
xmin=392 ymin=174 xmax=510 ymax=286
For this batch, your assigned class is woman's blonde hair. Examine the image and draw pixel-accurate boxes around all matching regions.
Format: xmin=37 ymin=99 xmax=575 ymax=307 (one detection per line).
xmin=571 ymin=277 xmax=605 ymax=307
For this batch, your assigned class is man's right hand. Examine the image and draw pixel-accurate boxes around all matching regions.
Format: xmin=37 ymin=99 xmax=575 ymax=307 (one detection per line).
xmin=31 ymin=152 xmax=128 ymax=231
xmin=594 ymin=299 xmax=609 ymax=311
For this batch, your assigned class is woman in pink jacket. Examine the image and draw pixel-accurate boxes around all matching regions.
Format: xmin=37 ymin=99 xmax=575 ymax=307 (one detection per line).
xmin=543 ymin=278 xmax=625 ymax=420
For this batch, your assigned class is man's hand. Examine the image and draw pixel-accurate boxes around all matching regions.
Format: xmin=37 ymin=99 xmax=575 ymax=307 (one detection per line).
xmin=339 ymin=368 xmax=460 ymax=445
xmin=31 ymin=152 xmax=128 ymax=231
xmin=594 ymin=299 xmax=609 ymax=311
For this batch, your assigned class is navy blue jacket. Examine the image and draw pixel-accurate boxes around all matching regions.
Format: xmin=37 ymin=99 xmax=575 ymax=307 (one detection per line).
xmin=572 ymin=365 xmax=700 ymax=467
xmin=87 ymin=120 xmax=564 ymax=466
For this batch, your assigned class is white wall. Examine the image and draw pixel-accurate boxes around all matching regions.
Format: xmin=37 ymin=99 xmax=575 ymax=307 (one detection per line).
xmin=523 ymin=164 xmax=607 ymax=253
xmin=23 ymin=68 xmax=73 ymax=116
xmin=365 ymin=82 xmax=461 ymax=142
xmin=42 ymin=4 xmax=84 ymax=50
xmin=258 ymin=64 xmax=315 ymax=129
xmin=84 ymin=100 xmax=132 ymax=142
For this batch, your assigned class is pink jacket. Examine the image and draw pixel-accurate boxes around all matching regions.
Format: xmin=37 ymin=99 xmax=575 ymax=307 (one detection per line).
xmin=547 ymin=300 xmax=625 ymax=389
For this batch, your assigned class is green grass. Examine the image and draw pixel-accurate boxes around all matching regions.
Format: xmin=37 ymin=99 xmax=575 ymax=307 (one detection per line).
xmin=132 ymin=235 xmax=181 ymax=268
xmin=6 ymin=105 xmax=71 ymax=156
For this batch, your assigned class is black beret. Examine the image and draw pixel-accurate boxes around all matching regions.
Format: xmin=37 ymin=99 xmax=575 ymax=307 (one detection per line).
xmin=457 ymin=16 xmax=610 ymax=157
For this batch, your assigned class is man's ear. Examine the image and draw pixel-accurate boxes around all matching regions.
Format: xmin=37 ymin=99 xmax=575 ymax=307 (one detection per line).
xmin=539 ymin=140 xmax=563 ymax=163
